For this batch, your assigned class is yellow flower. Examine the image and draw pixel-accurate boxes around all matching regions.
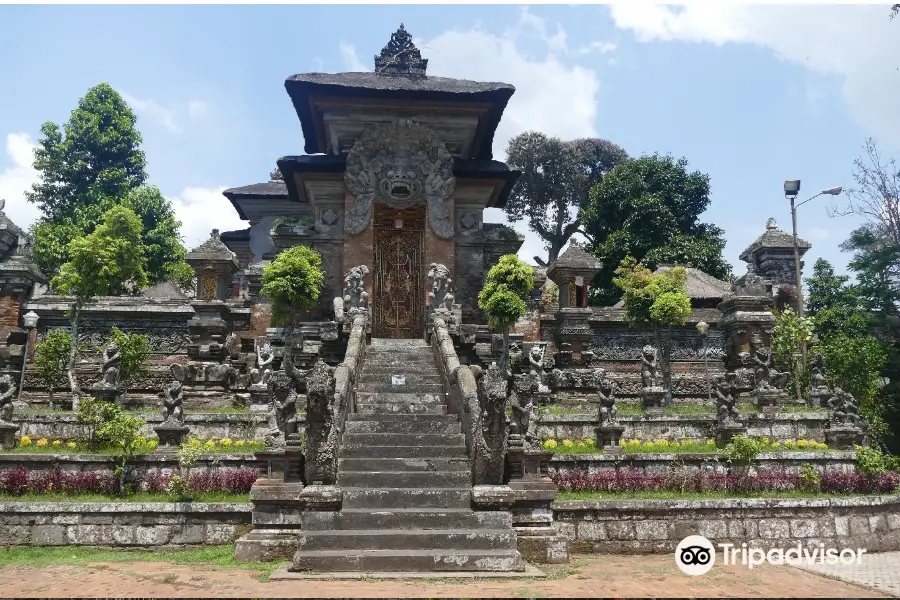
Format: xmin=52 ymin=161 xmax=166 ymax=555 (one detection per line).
xmin=52 ymin=440 xmax=62 ymax=448
xmin=619 ymin=439 xmax=627 ymax=447
xmin=543 ymin=439 xmax=558 ymax=450
xmin=136 ymin=436 xmax=147 ymax=445
xmin=797 ymin=439 xmax=809 ymax=448
xmin=771 ymin=442 xmax=781 ymax=450
xmin=219 ymin=437 xmax=233 ymax=447
xmin=189 ymin=438 xmax=201 ymax=447
xmin=629 ymin=439 xmax=641 ymax=446
xmin=66 ymin=441 xmax=77 ymax=449
xmin=204 ymin=440 xmax=216 ymax=450
xmin=785 ymin=440 xmax=796 ymax=449
xmin=36 ymin=438 xmax=48 ymax=448
xmin=235 ymin=440 xmax=245 ymax=448
xmin=582 ymin=439 xmax=595 ymax=447
xmin=762 ymin=438 xmax=771 ymax=446
xmin=706 ymin=439 xmax=715 ymax=446
xmin=562 ymin=439 xmax=574 ymax=448
xmin=671 ymin=440 xmax=681 ymax=446
xmin=148 ymin=440 xmax=158 ymax=450
xmin=657 ymin=439 xmax=669 ymax=447
xmin=19 ymin=436 xmax=32 ymax=447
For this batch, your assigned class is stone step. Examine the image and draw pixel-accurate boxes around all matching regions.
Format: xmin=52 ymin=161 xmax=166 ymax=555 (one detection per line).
xmin=338 ymin=457 xmax=470 ymax=473
xmin=356 ymin=403 xmax=448 ymax=415
xmin=338 ymin=470 xmax=471 ymax=489
xmin=341 ymin=444 xmax=467 ymax=459
xmin=348 ymin=413 xmax=458 ymax=423
xmin=342 ymin=432 xmax=465 ymax=447
xmin=344 ymin=419 xmax=461 ymax=435
xmin=358 ymin=373 xmax=444 ymax=387
xmin=291 ymin=548 xmax=525 ymax=573
xmin=364 ymin=356 xmax=437 ymax=367
xmin=359 ymin=382 xmax=445 ymax=394
xmin=356 ymin=392 xmax=445 ymax=404
xmin=296 ymin=529 xmax=517 ymax=552
xmin=369 ymin=338 xmax=430 ymax=349
xmin=302 ymin=508 xmax=512 ymax=531
xmin=342 ymin=487 xmax=471 ymax=509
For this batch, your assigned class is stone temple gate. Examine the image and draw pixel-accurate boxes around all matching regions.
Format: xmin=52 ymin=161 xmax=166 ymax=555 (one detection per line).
xmin=224 ymin=24 xmax=521 ymax=334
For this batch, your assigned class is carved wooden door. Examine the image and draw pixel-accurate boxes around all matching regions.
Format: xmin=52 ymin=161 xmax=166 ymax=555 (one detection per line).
xmin=373 ymin=205 xmax=425 ymax=339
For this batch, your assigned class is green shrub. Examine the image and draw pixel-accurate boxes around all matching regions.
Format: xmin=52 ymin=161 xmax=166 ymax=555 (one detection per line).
xmin=799 ymin=464 xmax=822 ymax=492
xmin=855 ymin=445 xmax=888 ymax=479
xmin=724 ymin=435 xmax=764 ymax=466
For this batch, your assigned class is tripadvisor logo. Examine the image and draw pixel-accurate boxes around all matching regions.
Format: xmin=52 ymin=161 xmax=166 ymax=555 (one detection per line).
xmin=675 ymin=535 xmax=867 ymax=575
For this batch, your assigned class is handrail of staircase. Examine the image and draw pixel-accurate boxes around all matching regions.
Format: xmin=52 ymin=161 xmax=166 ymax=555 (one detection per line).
xmin=334 ymin=310 xmax=368 ymax=448
xmin=429 ymin=314 xmax=479 ymax=464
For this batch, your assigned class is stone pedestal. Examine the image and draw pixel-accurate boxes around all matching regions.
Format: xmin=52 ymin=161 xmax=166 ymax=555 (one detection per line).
xmin=641 ymin=388 xmax=666 ymax=413
xmin=247 ymin=386 xmax=270 ymax=413
xmin=715 ymin=423 xmax=747 ymax=447
xmin=756 ymin=390 xmax=790 ymax=411
xmin=90 ymin=386 xmax=119 ymax=404
xmin=0 ymin=422 xmax=19 ymax=450
xmin=825 ymin=427 xmax=866 ymax=450
xmin=596 ymin=425 xmax=625 ymax=454
xmin=234 ymin=479 xmax=305 ymax=562
xmin=153 ymin=422 xmax=190 ymax=453
xmin=810 ymin=388 xmax=831 ymax=409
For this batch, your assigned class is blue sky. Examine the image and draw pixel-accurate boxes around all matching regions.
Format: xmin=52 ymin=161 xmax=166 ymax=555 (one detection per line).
xmin=0 ymin=4 xmax=897 ymax=281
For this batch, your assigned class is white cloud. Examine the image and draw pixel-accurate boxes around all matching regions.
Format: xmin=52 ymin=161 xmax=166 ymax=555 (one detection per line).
xmin=187 ymin=101 xmax=209 ymax=121
xmin=0 ymin=132 xmax=41 ymax=230
xmin=121 ymin=91 xmax=183 ymax=135
xmin=166 ymin=186 xmax=246 ymax=250
xmin=576 ymin=40 xmax=618 ymax=56
xmin=339 ymin=42 xmax=369 ymax=72
xmin=608 ymin=4 xmax=900 ymax=150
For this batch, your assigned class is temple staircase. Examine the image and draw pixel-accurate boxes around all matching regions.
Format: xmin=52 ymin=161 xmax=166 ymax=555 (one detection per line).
xmin=292 ymin=338 xmax=525 ymax=572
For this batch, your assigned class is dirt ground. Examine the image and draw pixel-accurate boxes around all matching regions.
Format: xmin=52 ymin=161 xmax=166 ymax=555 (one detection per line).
xmin=0 ymin=553 xmax=888 ymax=598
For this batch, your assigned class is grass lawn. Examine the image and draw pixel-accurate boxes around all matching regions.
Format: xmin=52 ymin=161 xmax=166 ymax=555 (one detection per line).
xmin=0 ymin=545 xmax=280 ymax=581
xmin=556 ymin=490 xmax=878 ymax=501
xmin=0 ymin=492 xmax=250 ymax=503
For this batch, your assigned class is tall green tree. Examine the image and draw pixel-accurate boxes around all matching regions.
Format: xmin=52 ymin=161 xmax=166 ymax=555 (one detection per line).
xmin=260 ymin=246 xmax=325 ymax=371
xmin=52 ymin=205 xmax=148 ymax=403
xmin=477 ymin=255 xmax=535 ymax=374
xmin=805 ymin=258 xmax=871 ymax=338
xmin=613 ymin=257 xmax=691 ymax=394
xmin=26 ymin=83 xmax=190 ymax=285
xmin=582 ymin=154 xmax=732 ymax=305
xmin=504 ymin=132 xmax=628 ymax=264
xmin=32 ymin=329 xmax=72 ymax=410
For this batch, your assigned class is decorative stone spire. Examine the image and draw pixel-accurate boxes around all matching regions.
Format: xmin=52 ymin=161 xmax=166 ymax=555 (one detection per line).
xmin=270 ymin=168 xmax=284 ymax=182
xmin=374 ymin=24 xmax=428 ymax=78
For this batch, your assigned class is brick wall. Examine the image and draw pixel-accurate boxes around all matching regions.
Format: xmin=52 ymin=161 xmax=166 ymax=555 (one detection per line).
xmin=0 ymin=295 xmax=21 ymax=328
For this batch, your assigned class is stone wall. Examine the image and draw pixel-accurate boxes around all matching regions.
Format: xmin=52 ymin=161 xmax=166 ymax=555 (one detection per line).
xmin=16 ymin=412 xmax=276 ymax=442
xmin=550 ymin=451 xmax=856 ymax=476
xmin=0 ymin=296 xmax=20 ymax=329
xmin=553 ymin=496 xmax=900 ymax=554
xmin=0 ymin=453 xmax=260 ymax=475
xmin=539 ymin=413 xmax=828 ymax=443
xmin=0 ymin=502 xmax=251 ymax=547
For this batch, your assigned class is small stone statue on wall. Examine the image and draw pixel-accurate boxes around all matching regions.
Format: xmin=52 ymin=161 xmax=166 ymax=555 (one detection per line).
xmin=96 ymin=342 xmax=122 ymax=390
xmin=511 ymin=373 xmax=539 ymax=451
xmin=343 ymin=265 xmax=370 ymax=313
xmin=527 ymin=345 xmax=551 ymax=394
xmin=250 ymin=339 xmax=275 ymax=387
xmin=714 ymin=375 xmax=740 ymax=426
xmin=752 ymin=347 xmax=788 ymax=392
xmin=265 ymin=371 xmax=299 ymax=450
xmin=0 ymin=375 xmax=16 ymax=426
xmin=828 ymin=387 xmax=864 ymax=429
xmin=640 ymin=345 xmax=663 ymax=391
xmin=161 ymin=364 xmax=186 ymax=425
xmin=427 ymin=263 xmax=454 ymax=312
xmin=593 ymin=368 xmax=617 ymax=426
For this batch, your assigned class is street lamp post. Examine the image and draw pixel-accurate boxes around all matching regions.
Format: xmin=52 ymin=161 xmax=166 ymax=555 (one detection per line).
xmin=783 ymin=181 xmax=843 ymax=400
xmin=18 ymin=311 xmax=39 ymax=401
xmin=696 ymin=320 xmax=711 ymax=403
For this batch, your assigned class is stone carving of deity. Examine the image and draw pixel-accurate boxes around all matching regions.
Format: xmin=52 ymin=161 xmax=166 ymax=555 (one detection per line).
xmin=714 ymin=375 xmax=740 ymax=426
xmin=527 ymin=345 xmax=551 ymax=394
xmin=640 ymin=345 xmax=662 ymax=390
xmin=96 ymin=343 xmax=122 ymax=390
xmin=811 ymin=353 xmax=829 ymax=393
xmin=592 ymin=368 xmax=618 ymax=426
xmin=828 ymin=387 xmax=864 ymax=429
xmin=344 ymin=265 xmax=370 ymax=312
xmin=305 ymin=359 xmax=338 ymax=484
xmin=265 ymin=371 xmax=299 ymax=449
xmin=427 ymin=263 xmax=454 ymax=312
xmin=250 ymin=339 xmax=275 ymax=387
xmin=752 ymin=347 xmax=786 ymax=392
xmin=162 ymin=364 xmax=186 ymax=425
xmin=0 ymin=375 xmax=16 ymax=426
xmin=343 ymin=120 xmax=455 ymax=238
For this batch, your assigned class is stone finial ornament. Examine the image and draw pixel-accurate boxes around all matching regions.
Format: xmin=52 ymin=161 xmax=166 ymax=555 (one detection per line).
xmin=374 ymin=23 xmax=428 ymax=77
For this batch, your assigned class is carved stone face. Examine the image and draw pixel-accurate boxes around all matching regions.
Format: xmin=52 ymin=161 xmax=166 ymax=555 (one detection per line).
xmin=641 ymin=345 xmax=655 ymax=361
xmin=381 ymin=154 xmax=422 ymax=202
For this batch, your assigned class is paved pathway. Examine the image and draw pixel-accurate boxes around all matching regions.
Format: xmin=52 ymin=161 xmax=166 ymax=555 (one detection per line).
xmin=795 ymin=550 xmax=900 ymax=597
xmin=0 ymin=553 xmax=888 ymax=598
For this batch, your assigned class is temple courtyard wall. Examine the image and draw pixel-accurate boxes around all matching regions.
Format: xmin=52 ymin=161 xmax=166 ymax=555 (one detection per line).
xmin=3 ymin=496 xmax=899 ymax=556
